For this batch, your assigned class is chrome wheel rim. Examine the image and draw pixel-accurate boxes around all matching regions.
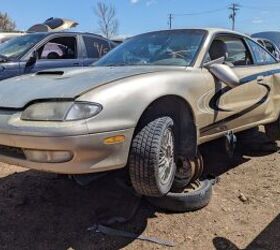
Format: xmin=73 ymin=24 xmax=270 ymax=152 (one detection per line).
xmin=159 ymin=128 xmax=174 ymax=185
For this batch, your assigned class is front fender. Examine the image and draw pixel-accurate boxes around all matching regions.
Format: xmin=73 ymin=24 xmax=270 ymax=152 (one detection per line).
xmin=77 ymin=69 xmax=207 ymax=134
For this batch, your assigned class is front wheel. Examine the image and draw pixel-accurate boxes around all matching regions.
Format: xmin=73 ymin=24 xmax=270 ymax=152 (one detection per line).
xmin=128 ymin=117 xmax=176 ymax=197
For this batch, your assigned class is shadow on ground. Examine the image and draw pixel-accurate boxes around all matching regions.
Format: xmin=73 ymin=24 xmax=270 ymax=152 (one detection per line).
xmin=213 ymin=214 xmax=280 ymax=250
xmin=0 ymin=129 xmax=278 ymax=249
xmin=0 ymin=170 xmax=157 ymax=250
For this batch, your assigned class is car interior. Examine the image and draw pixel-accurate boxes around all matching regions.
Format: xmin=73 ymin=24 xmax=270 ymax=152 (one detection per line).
xmin=207 ymin=37 xmax=253 ymax=66
xmin=38 ymin=37 xmax=77 ymax=60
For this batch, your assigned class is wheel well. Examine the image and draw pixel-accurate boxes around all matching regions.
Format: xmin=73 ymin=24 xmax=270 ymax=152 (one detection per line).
xmin=135 ymin=95 xmax=197 ymax=159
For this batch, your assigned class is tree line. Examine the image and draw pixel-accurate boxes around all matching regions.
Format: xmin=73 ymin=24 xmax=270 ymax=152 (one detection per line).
xmin=0 ymin=1 xmax=119 ymax=38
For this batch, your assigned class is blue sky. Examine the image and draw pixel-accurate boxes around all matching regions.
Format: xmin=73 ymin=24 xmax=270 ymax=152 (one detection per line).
xmin=1 ymin=0 xmax=280 ymax=36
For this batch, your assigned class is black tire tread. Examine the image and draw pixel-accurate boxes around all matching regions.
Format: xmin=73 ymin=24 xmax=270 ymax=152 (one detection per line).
xmin=129 ymin=117 xmax=175 ymax=197
xmin=147 ymin=179 xmax=213 ymax=213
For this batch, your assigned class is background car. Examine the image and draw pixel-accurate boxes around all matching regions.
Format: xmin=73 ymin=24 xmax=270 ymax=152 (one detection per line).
xmin=0 ymin=18 xmax=76 ymax=44
xmin=252 ymin=31 xmax=280 ymax=51
xmin=252 ymin=37 xmax=280 ymax=60
xmin=0 ymin=31 xmax=24 ymax=44
xmin=0 ymin=31 xmax=116 ymax=80
xmin=27 ymin=17 xmax=78 ymax=32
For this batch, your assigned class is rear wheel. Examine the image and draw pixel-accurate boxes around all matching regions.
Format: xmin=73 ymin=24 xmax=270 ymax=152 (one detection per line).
xmin=128 ymin=117 xmax=176 ymax=197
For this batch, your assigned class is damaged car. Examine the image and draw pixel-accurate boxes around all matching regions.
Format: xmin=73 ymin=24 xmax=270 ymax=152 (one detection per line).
xmin=0 ymin=28 xmax=279 ymax=199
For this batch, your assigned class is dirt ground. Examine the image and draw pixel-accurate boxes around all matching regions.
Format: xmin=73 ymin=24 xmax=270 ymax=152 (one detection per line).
xmin=0 ymin=128 xmax=279 ymax=250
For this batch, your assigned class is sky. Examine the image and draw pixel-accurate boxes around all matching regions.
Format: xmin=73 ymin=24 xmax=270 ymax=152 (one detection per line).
xmin=1 ymin=0 xmax=280 ymax=37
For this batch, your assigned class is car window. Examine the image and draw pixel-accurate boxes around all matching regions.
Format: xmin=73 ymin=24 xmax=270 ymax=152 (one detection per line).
xmin=83 ymin=36 xmax=110 ymax=59
xmin=225 ymin=38 xmax=253 ymax=65
xmin=206 ymin=37 xmax=253 ymax=66
xmin=257 ymin=40 xmax=264 ymax=46
xmin=246 ymin=39 xmax=277 ymax=65
xmin=38 ymin=36 xmax=77 ymax=60
xmin=0 ymin=33 xmax=47 ymax=59
xmin=264 ymin=40 xmax=276 ymax=54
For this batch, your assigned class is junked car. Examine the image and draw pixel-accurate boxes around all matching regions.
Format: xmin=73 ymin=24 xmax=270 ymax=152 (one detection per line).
xmin=27 ymin=17 xmax=78 ymax=33
xmin=0 ymin=18 xmax=115 ymax=81
xmin=252 ymin=31 xmax=280 ymax=49
xmin=0 ymin=32 xmax=115 ymax=80
xmin=252 ymin=37 xmax=280 ymax=60
xmin=0 ymin=28 xmax=279 ymax=198
xmin=0 ymin=31 xmax=24 ymax=44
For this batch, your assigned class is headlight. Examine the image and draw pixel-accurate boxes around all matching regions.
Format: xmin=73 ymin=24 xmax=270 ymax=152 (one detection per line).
xmin=21 ymin=101 xmax=102 ymax=121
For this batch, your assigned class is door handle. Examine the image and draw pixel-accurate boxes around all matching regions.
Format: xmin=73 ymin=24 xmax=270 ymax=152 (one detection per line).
xmin=73 ymin=62 xmax=80 ymax=66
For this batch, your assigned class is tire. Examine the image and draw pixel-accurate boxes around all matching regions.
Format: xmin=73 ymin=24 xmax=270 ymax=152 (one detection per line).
xmin=129 ymin=117 xmax=176 ymax=197
xmin=146 ymin=179 xmax=213 ymax=213
xmin=171 ymin=151 xmax=204 ymax=192
xmin=265 ymin=120 xmax=280 ymax=140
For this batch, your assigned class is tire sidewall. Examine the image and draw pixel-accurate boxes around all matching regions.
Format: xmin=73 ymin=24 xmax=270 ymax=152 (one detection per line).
xmin=155 ymin=120 xmax=177 ymax=195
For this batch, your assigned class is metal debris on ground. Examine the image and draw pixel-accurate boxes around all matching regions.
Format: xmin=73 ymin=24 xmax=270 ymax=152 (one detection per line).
xmin=87 ymin=224 xmax=176 ymax=247
xmin=238 ymin=193 xmax=248 ymax=203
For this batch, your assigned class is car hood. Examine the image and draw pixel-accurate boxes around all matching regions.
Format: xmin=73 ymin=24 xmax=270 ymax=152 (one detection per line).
xmin=0 ymin=66 xmax=184 ymax=108
xmin=27 ymin=17 xmax=78 ymax=32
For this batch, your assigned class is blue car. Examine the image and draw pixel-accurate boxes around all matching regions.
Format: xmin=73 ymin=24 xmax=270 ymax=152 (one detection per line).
xmin=0 ymin=31 xmax=116 ymax=80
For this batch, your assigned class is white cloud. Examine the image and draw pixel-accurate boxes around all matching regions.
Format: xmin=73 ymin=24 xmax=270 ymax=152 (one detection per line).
xmin=252 ymin=18 xmax=264 ymax=24
xmin=130 ymin=0 xmax=157 ymax=6
xmin=146 ymin=0 xmax=157 ymax=6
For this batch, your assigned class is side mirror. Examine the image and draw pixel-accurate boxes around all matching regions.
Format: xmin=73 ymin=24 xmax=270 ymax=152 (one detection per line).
xmin=26 ymin=50 xmax=38 ymax=67
xmin=208 ymin=64 xmax=240 ymax=88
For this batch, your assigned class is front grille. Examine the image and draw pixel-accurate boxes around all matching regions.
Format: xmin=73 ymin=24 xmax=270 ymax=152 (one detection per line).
xmin=0 ymin=145 xmax=26 ymax=159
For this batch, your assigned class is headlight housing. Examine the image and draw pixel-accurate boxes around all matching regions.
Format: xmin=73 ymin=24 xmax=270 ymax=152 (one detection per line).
xmin=21 ymin=101 xmax=102 ymax=121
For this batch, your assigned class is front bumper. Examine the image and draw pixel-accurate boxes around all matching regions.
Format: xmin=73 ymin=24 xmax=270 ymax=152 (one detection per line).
xmin=0 ymin=128 xmax=134 ymax=174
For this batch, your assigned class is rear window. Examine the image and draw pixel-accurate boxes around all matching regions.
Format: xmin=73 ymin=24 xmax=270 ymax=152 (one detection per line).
xmin=247 ymin=39 xmax=277 ymax=65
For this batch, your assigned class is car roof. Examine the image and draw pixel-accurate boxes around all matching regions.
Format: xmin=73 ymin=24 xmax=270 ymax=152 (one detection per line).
xmin=130 ymin=28 xmax=251 ymax=39
xmin=25 ymin=31 xmax=108 ymax=39
xmin=252 ymin=31 xmax=280 ymax=35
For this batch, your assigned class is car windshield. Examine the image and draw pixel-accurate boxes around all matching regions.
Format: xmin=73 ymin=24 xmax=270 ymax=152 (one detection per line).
xmin=95 ymin=29 xmax=206 ymax=67
xmin=0 ymin=33 xmax=47 ymax=59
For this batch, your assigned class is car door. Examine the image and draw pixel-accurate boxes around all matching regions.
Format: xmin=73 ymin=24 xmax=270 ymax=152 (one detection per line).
xmin=25 ymin=35 xmax=82 ymax=73
xmin=202 ymin=34 xmax=278 ymax=136
xmin=0 ymin=61 xmax=21 ymax=80
xmin=82 ymin=35 xmax=111 ymax=66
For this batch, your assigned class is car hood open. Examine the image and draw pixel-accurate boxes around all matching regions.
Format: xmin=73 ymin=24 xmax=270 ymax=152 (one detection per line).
xmin=0 ymin=66 xmax=181 ymax=108
xmin=27 ymin=17 xmax=78 ymax=32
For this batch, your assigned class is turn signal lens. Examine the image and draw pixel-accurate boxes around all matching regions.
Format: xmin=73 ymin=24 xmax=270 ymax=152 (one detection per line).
xmin=104 ymin=135 xmax=125 ymax=145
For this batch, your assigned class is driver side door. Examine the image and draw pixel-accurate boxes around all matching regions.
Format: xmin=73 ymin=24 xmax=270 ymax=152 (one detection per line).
xmin=201 ymin=34 xmax=276 ymax=136
xmin=22 ymin=35 xmax=82 ymax=74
